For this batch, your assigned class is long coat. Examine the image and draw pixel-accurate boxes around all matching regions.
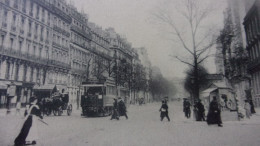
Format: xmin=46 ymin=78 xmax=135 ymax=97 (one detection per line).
xmin=118 ymin=100 xmax=127 ymax=116
xmin=14 ymin=104 xmax=42 ymax=145
xmin=206 ymin=100 xmax=222 ymax=125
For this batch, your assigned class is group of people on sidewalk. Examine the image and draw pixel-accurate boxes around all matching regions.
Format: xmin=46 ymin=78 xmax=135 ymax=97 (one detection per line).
xmin=182 ymin=96 xmax=257 ymax=127
xmin=110 ymin=97 xmax=128 ymax=120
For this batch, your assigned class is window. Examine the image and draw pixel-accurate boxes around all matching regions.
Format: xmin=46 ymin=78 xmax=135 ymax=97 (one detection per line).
xmin=12 ymin=13 xmax=16 ymax=26
xmin=33 ymin=46 xmax=36 ymax=56
xmin=23 ymin=66 xmax=27 ymax=81
xmin=0 ymin=35 xmax=5 ymax=47
xmin=5 ymin=62 xmax=10 ymax=79
xmin=10 ymin=38 xmax=14 ymax=49
xmin=21 ymin=17 xmax=25 ymax=28
xmin=34 ymin=24 xmax=38 ymax=35
xmin=15 ymin=64 xmax=19 ymax=81
xmin=28 ymin=21 xmax=32 ymax=33
xmin=40 ymin=26 xmax=44 ymax=38
xmin=30 ymin=68 xmax=33 ymax=82
xmin=36 ymin=6 xmax=40 ymax=18
xmin=23 ymin=0 xmax=26 ymax=10
xmin=39 ymin=47 xmax=42 ymax=57
xmin=19 ymin=40 xmax=22 ymax=52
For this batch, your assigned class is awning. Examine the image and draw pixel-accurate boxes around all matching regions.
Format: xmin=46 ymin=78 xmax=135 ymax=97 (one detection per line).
xmin=34 ymin=84 xmax=67 ymax=92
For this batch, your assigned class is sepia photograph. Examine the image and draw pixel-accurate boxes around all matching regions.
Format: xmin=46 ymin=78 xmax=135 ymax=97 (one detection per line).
xmin=0 ymin=0 xmax=260 ymax=145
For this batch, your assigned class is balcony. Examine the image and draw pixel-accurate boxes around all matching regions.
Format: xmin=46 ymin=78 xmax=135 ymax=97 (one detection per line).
xmin=53 ymin=25 xmax=70 ymax=37
xmin=48 ymin=59 xmax=70 ymax=69
xmin=0 ymin=46 xmax=48 ymax=66
xmin=71 ymin=25 xmax=92 ymax=40
xmin=71 ymin=68 xmax=85 ymax=75
xmin=53 ymin=7 xmax=72 ymax=24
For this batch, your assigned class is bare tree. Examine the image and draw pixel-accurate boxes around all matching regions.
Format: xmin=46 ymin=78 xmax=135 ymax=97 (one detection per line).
xmin=152 ymin=0 xmax=217 ymax=100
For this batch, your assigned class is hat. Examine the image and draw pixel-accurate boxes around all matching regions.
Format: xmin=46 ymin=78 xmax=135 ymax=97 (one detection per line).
xmin=29 ymin=96 xmax=37 ymax=103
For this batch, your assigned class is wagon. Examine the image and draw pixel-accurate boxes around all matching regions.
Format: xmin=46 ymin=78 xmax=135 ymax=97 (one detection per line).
xmin=51 ymin=93 xmax=72 ymax=116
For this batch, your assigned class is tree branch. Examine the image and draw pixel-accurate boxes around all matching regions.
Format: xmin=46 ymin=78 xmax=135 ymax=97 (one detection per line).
xmin=174 ymin=55 xmax=194 ymax=67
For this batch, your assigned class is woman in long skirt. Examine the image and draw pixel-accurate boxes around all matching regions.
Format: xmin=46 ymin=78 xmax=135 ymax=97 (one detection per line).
xmin=14 ymin=96 xmax=43 ymax=146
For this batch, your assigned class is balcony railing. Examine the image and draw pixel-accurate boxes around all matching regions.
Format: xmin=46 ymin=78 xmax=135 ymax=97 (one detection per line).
xmin=71 ymin=25 xmax=92 ymax=40
xmin=48 ymin=59 xmax=70 ymax=69
xmin=53 ymin=25 xmax=70 ymax=37
xmin=71 ymin=68 xmax=86 ymax=75
xmin=0 ymin=46 xmax=48 ymax=65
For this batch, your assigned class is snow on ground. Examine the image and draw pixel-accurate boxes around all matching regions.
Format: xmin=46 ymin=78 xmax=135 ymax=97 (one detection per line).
xmin=0 ymin=101 xmax=260 ymax=146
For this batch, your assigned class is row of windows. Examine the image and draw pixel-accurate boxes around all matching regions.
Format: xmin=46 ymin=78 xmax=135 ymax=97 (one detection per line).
xmin=0 ymin=60 xmax=44 ymax=83
xmin=245 ymin=11 xmax=260 ymax=43
xmin=249 ymin=40 xmax=260 ymax=61
xmin=252 ymin=72 xmax=260 ymax=95
xmin=53 ymin=33 xmax=69 ymax=48
xmin=52 ymin=49 xmax=68 ymax=64
xmin=48 ymin=71 xmax=68 ymax=84
xmin=71 ymin=32 xmax=89 ymax=48
xmin=0 ymin=9 xmax=51 ymax=43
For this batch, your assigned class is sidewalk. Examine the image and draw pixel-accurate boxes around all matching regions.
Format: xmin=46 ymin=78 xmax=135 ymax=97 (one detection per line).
xmin=0 ymin=108 xmax=26 ymax=117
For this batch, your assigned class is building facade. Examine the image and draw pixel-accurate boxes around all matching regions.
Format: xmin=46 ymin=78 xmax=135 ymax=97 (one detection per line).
xmin=0 ymin=0 xmax=152 ymax=108
xmin=244 ymin=0 xmax=260 ymax=106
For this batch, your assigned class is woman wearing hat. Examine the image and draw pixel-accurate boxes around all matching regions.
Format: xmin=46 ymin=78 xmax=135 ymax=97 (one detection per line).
xmin=14 ymin=96 xmax=43 ymax=145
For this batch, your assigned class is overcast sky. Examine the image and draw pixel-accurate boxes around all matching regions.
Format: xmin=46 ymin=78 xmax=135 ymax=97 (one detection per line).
xmin=71 ymin=0 xmax=227 ymax=79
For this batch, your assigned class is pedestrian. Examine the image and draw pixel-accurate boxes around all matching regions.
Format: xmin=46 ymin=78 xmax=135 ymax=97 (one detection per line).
xmin=16 ymin=101 xmax=21 ymax=116
xmin=110 ymin=98 xmax=119 ymax=120
xmin=118 ymin=97 xmax=128 ymax=119
xmin=183 ymin=98 xmax=191 ymax=118
xmin=195 ymin=99 xmax=205 ymax=121
xmin=14 ymin=96 xmax=43 ymax=146
xmin=244 ymin=100 xmax=251 ymax=119
xmin=249 ymin=100 xmax=256 ymax=114
xmin=206 ymin=96 xmax=223 ymax=127
xmin=159 ymin=100 xmax=170 ymax=121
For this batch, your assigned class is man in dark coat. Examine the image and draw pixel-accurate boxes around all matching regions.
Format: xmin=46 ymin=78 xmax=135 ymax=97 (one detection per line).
xmin=207 ymin=96 xmax=223 ymax=127
xmin=195 ymin=99 xmax=205 ymax=121
xmin=183 ymin=98 xmax=191 ymax=118
xmin=159 ymin=100 xmax=170 ymax=121
xmin=118 ymin=97 xmax=128 ymax=119
xmin=249 ymin=100 xmax=256 ymax=114
xmin=111 ymin=98 xmax=119 ymax=120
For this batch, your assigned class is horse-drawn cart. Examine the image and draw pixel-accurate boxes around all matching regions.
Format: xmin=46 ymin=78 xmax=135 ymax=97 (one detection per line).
xmin=34 ymin=84 xmax=72 ymax=116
